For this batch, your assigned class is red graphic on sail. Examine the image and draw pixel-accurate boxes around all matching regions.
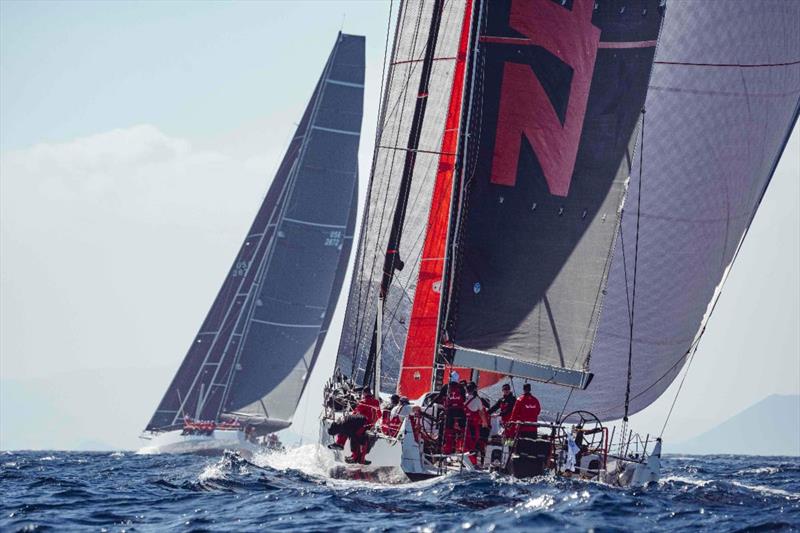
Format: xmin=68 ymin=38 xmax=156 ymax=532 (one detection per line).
xmin=489 ymin=0 xmax=600 ymax=197
xmin=398 ymin=0 xmax=473 ymax=400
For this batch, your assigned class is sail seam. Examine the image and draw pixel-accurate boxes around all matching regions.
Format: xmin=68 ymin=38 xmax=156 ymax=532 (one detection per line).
xmin=283 ymin=217 xmax=347 ymax=229
xmin=391 ymin=55 xmax=456 ymax=65
xmin=250 ymin=318 xmax=322 ymax=329
xmin=377 ymin=145 xmax=456 ymax=156
xmin=311 ymin=125 xmax=360 ymax=136
xmin=480 ymin=36 xmax=657 ymax=49
xmin=654 ymin=59 xmax=800 ymax=68
xmin=326 ymin=78 xmax=364 ymax=88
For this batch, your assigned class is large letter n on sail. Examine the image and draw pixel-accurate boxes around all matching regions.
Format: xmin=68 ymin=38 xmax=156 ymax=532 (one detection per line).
xmin=490 ymin=0 xmax=600 ymax=197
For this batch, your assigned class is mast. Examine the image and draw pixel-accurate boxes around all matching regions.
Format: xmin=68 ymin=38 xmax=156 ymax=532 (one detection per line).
xmin=362 ymin=0 xmax=447 ymax=388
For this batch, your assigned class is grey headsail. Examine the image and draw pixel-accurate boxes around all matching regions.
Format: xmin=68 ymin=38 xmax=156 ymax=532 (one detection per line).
xmin=532 ymin=0 xmax=800 ymax=421
xmin=335 ymin=1 xmax=470 ymax=393
xmin=443 ymin=0 xmax=664 ymax=388
xmin=145 ymin=33 xmax=364 ymax=432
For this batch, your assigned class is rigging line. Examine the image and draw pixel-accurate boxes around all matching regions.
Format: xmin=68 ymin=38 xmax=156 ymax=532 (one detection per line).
xmin=380 ymin=218 xmax=428 ymax=349
xmin=355 ymin=2 xmax=427 ymax=375
xmin=367 ymin=137 xmax=439 ymax=360
xmin=363 ymin=0 xmax=446 ymax=386
xmin=623 ymin=108 xmax=646 ymax=422
xmin=659 ymin=341 xmax=699 ymax=439
xmin=589 ymin=334 xmax=703 ymax=417
xmin=353 ymin=1 xmax=425 ymax=348
xmin=450 ymin=0 xmax=488 ymax=322
xmin=557 ymin=387 xmax=575 ymax=424
xmin=619 ymin=211 xmax=633 ymax=324
xmin=351 ymin=0 xmax=421 ymax=365
xmin=347 ymin=0 xmax=395 ymax=371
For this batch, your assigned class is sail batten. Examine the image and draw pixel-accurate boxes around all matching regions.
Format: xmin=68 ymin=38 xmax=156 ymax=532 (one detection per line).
xmin=145 ymin=33 xmax=364 ymax=432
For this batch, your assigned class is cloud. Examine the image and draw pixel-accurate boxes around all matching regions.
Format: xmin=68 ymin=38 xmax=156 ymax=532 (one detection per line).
xmin=1 ymin=124 xmax=267 ymax=231
xmin=0 ymin=125 xmax=271 ymax=381
xmin=5 ymin=124 xmax=190 ymax=178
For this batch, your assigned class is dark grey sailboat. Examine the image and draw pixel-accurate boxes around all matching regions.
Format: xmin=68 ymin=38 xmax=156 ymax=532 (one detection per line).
xmin=140 ymin=33 xmax=364 ymax=455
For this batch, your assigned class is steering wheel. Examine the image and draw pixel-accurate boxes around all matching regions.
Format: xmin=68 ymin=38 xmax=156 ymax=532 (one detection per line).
xmin=560 ymin=410 xmax=604 ymax=454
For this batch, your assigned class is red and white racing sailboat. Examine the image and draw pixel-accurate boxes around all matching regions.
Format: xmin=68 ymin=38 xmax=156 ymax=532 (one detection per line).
xmin=320 ymin=0 xmax=800 ymax=485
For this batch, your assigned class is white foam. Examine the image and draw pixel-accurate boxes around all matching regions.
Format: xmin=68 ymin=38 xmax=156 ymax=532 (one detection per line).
xmin=731 ymin=481 xmax=800 ymax=500
xmin=198 ymin=455 xmax=247 ymax=482
xmin=736 ymin=466 xmax=780 ymax=476
xmin=659 ymin=475 xmax=711 ymax=488
xmin=198 ymin=461 xmax=228 ymax=482
xmin=513 ymin=494 xmax=555 ymax=512
xmin=252 ymin=443 xmax=331 ymax=478
xmin=252 ymin=443 xmax=457 ymax=489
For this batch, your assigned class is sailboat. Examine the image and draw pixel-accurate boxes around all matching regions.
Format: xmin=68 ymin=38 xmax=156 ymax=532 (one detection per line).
xmin=139 ymin=33 xmax=365 ymax=456
xmin=321 ymin=0 xmax=799 ymax=484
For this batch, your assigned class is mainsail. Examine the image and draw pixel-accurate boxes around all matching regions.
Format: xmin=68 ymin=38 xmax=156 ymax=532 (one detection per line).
xmin=443 ymin=0 xmax=664 ymax=388
xmin=146 ymin=33 xmax=364 ymax=432
xmin=533 ymin=0 xmax=800 ymax=421
xmin=336 ymin=0 xmax=470 ymax=393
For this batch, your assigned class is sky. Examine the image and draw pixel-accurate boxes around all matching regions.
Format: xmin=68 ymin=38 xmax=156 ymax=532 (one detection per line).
xmin=1 ymin=1 xmax=798 ymax=451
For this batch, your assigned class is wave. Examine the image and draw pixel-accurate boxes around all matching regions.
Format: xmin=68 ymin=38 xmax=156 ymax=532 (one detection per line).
xmin=731 ymin=481 xmax=800 ymax=501
xmin=1 ymin=452 xmax=797 ymax=531
xmin=659 ymin=475 xmax=712 ymax=488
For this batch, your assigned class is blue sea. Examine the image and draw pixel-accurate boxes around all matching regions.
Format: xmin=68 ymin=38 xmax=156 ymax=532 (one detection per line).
xmin=1 ymin=448 xmax=798 ymax=532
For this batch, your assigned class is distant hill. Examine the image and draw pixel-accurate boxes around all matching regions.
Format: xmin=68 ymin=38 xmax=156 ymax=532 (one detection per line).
xmin=673 ymin=394 xmax=799 ymax=456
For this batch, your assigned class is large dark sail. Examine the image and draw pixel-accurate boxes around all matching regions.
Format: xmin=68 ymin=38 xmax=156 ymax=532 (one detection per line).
xmin=146 ymin=33 xmax=364 ymax=432
xmin=533 ymin=0 xmax=800 ymax=420
xmin=443 ymin=0 xmax=663 ymax=387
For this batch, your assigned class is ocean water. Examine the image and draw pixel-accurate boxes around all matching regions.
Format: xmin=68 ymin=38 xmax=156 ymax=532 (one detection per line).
xmin=1 ymin=448 xmax=798 ymax=532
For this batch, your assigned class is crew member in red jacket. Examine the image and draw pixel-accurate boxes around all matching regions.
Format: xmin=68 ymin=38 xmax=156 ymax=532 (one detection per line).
xmin=463 ymin=382 xmax=488 ymax=464
xmin=487 ymin=383 xmax=516 ymax=426
xmin=381 ymin=394 xmax=402 ymax=437
xmin=505 ymin=383 xmax=540 ymax=439
xmin=332 ymin=388 xmax=381 ymax=464
xmin=440 ymin=371 xmax=466 ymax=454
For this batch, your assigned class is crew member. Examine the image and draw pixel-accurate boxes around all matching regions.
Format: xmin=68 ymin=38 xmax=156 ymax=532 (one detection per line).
xmin=329 ymin=388 xmax=381 ymax=464
xmin=382 ymin=394 xmax=402 ymax=437
xmin=463 ymin=382 xmax=488 ymax=464
xmin=441 ymin=371 xmax=466 ymax=454
xmin=506 ymin=383 xmax=540 ymax=439
xmin=487 ymin=383 xmax=517 ymax=426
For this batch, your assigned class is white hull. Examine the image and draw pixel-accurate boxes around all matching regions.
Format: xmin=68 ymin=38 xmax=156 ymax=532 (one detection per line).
xmin=137 ymin=429 xmax=264 ymax=458
xmin=321 ymin=416 xmax=661 ymax=487
xmin=321 ymin=416 xmax=476 ymax=482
